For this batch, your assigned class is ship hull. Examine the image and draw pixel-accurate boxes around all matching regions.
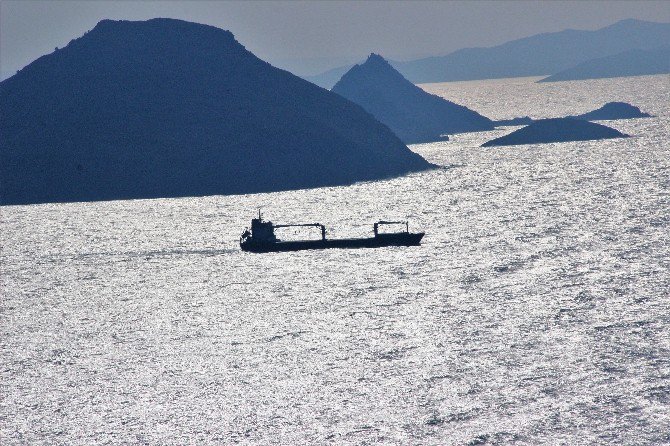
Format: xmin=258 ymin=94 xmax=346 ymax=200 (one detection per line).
xmin=240 ymin=233 xmax=424 ymax=253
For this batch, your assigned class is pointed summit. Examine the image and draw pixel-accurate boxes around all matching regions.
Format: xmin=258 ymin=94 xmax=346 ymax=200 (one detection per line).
xmin=332 ymin=54 xmax=494 ymax=144
xmin=362 ymin=53 xmax=398 ymax=72
xmin=365 ymin=53 xmax=390 ymax=65
xmin=0 ymin=20 xmax=433 ymax=205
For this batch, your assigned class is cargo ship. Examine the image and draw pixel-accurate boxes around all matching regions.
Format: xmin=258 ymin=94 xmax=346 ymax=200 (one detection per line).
xmin=240 ymin=211 xmax=424 ymax=253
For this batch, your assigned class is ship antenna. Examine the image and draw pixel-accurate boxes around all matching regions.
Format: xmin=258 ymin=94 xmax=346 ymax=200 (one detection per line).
xmin=258 ymin=208 xmax=262 ymax=220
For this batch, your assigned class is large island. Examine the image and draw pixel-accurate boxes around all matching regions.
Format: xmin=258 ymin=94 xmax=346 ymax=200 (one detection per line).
xmin=0 ymin=19 xmax=433 ymax=206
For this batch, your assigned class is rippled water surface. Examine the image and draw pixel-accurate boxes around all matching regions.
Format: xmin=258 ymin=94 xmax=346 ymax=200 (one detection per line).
xmin=2 ymin=75 xmax=669 ymax=445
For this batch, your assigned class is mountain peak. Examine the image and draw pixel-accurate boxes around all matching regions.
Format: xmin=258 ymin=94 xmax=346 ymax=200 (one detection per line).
xmin=337 ymin=53 xmax=404 ymax=85
xmin=366 ymin=53 xmax=387 ymax=63
xmin=92 ymin=17 xmax=230 ymax=31
xmin=85 ymin=18 xmax=237 ymax=46
xmin=362 ymin=53 xmax=395 ymax=70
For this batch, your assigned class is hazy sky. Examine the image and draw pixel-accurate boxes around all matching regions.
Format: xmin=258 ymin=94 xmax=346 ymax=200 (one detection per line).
xmin=2 ymin=0 xmax=669 ymax=77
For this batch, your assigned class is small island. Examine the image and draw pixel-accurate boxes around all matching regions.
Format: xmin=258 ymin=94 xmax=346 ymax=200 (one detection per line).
xmin=570 ymin=102 xmax=652 ymax=121
xmin=482 ymin=118 xmax=629 ymax=147
xmin=495 ymin=102 xmax=651 ymax=127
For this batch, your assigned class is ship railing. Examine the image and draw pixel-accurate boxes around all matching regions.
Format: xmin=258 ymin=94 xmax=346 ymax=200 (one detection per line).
xmin=273 ymin=223 xmax=326 ymax=241
xmin=374 ymin=220 xmax=409 ymax=236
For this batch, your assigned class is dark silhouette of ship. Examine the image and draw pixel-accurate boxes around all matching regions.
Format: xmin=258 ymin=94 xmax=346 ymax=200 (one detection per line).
xmin=240 ymin=211 xmax=424 ymax=253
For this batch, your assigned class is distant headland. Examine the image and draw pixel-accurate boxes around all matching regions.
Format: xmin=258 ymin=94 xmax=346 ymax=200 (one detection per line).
xmin=305 ymin=19 xmax=670 ymax=88
xmin=538 ymin=46 xmax=670 ymax=82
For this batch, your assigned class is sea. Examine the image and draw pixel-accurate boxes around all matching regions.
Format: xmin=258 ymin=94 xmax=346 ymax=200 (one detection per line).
xmin=1 ymin=74 xmax=669 ymax=445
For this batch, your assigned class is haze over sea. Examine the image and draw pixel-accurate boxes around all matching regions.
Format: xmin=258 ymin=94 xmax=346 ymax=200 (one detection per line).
xmin=2 ymin=74 xmax=669 ymax=445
